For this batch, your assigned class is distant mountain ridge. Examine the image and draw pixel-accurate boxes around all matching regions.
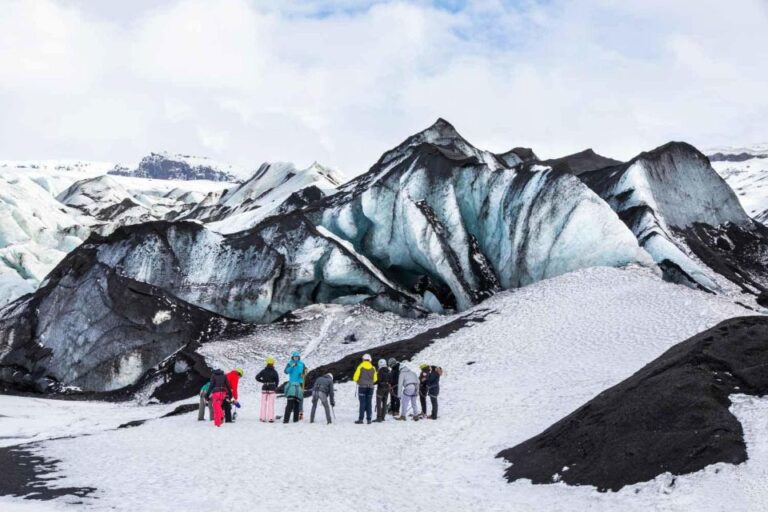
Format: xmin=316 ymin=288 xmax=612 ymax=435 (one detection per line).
xmin=108 ymin=152 xmax=247 ymax=182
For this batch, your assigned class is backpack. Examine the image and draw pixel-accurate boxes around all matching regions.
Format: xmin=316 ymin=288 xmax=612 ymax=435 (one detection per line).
xmin=435 ymin=367 xmax=443 ymax=376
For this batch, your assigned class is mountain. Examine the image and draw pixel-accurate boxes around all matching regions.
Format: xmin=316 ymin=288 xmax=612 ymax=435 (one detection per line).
xmin=542 ymin=148 xmax=623 ymax=175
xmin=0 ymin=173 xmax=93 ymax=307
xmin=181 ymin=161 xmax=345 ymax=233
xmin=579 ymin=142 xmax=768 ymax=294
xmin=709 ymin=147 xmax=768 ymax=225
xmin=108 ymin=152 xmax=248 ymax=182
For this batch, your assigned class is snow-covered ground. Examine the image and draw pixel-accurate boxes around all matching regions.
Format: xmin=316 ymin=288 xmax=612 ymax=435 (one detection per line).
xmin=2 ymin=266 xmax=762 ymax=511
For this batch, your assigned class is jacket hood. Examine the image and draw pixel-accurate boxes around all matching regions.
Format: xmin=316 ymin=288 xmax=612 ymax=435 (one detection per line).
xmin=212 ymin=369 xmax=225 ymax=376
xmin=291 ymin=351 xmax=301 ymax=359
xmin=400 ymin=365 xmax=411 ymax=374
xmin=358 ymin=361 xmax=374 ymax=370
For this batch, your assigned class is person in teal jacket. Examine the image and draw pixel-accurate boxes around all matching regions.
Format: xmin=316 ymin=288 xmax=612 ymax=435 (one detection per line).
xmin=284 ymin=351 xmax=306 ymax=384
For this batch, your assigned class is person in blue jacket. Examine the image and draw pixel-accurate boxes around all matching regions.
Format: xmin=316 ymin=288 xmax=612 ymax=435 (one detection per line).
xmin=283 ymin=351 xmax=307 ymax=422
xmin=285 ymin=351 xmax=306 ymax=384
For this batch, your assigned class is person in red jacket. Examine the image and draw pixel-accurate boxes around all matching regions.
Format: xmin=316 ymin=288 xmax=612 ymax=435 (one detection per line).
xmin=223 ymin=368 xmax=244 ymax=423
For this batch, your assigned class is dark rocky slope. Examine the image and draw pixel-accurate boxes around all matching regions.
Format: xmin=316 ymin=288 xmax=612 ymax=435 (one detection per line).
xmin=498 ymin=315 xmax=768 ymax=491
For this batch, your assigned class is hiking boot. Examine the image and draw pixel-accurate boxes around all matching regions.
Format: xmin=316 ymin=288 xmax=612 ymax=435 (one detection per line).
xmin=396 ymin=416 xmax=406 ymax=421
xmin=354 ymin=420 xmax=364 ymax=424
xmin=367 ymin=420 xmax=372 ymax=424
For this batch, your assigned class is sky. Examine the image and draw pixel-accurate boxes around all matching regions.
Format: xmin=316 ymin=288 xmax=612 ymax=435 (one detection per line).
xmin=0 ymin=0 xmax=766 ymax=176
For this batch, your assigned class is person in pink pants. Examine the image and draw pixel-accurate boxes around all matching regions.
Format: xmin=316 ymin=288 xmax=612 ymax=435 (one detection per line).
xmin=206 ymin=369 xmax=233 ymax=427
xmin=255 ymin=358 xmax=280 ymax=422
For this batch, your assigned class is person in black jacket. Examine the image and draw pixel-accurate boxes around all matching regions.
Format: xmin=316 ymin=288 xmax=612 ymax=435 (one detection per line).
xmin=425 ymin=365 xmax=441 ymax=420
xmin=418 ymin=363 xmax=430 ymax=419
xmin=255 ymin=358 xmax=280 ymax=423
xmin=374 ymin=359 xmax=391 ymax=422
xmin=388 ymin=358 xmax=400 ymax=416
xmin=205 ymin=369 xmax=232 ymax=427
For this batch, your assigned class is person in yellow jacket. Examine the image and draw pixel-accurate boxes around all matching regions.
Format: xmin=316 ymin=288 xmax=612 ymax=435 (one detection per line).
xmin=353 ymin=353 xmax=378 ymax=424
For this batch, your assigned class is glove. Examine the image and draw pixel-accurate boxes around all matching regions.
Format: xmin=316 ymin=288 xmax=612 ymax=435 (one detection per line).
xmin=331 ymin=401 xmax=335 ymax=407
xmin=234 ymin=401 xmax=241 ymax=408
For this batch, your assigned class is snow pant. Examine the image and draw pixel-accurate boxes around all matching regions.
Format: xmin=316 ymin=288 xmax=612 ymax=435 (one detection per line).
xmin=311 ymin=391 xmax=332 ymax=423
xmin=430 ymin=395 xmax=438 ymax=419
xmin=400 ymin=393 xmax=420 ymax=417
xmin=420 ymin=387 xmax=428 ymax=417
xmin=284 ymin=397 xmax=300 ymax=423
xmin=358 ymin=386 xmax=374 ymax=422
xmin=260 ymin=391 xmax=276 ymax=422
xmin=390 ymin=393 xmax=400 ymax=415
xmin=375 ymin=387 xmax=389 ymax=421
xmin=198 ymin=390 xmax=213 ymax=421
xmin=223 ymin=399 xmax=233 ymax=423
xmin=211 ymin=391 xmax=226 ymax=427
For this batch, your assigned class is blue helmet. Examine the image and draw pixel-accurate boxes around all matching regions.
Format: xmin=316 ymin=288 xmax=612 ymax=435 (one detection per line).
xmin=291 ymin=351 xmax=300 ymax=358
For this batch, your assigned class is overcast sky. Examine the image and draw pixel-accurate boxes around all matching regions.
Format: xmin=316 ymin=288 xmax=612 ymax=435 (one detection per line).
xmin=1 ymin=0 xmax=766 ymax=176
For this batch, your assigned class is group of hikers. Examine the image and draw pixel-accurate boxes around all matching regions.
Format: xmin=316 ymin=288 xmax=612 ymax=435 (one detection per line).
xmin=198 ymin=351 xmax=442 ymax=427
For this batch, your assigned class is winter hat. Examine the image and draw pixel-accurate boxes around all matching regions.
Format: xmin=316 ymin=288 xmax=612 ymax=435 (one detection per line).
xmin=378 ymin=359 xmax=387 ymax=369
xmin=362 ymin=353 xmax=372 ymax=361
xmin=266 ymin=357 xmax=275 ymax=365
xmin=387 ymin=358 xmax=397 ymax=366
xmin=235 ymin=368 xmax=244 ymax=377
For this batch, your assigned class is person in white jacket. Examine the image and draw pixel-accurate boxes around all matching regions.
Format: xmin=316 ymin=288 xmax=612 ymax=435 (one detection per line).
xmin=397 ymin=365 xmax=421 ymax=421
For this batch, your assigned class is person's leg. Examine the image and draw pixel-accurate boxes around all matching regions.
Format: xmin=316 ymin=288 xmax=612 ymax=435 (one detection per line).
xmin=392 ymin=394 xmax=400 ymax=416
xmin=266 ymin=392 xmax=275 ymax=422
xmin=380 ymin=390 xmax=389 ymax=421
xmin=259 ymin=391 xmax=265 ymax=421
xmin=283 ymin=398 xmax=293 ymax=424
xmin=292 ymin=399 xmax=300 ymax=422
xmin=420 ymin=391 xmax=427 ymax=418
xmin=310 ymin=396 xmax=319 ymax=423
xmin=212 ymin=392 xmax=225 ymax=427
xmin=430 ymin=395 xmax=438 ymax=419
xmin=320 ymin=392 xmax=331 ymax=423
xmin=365 ymin=388 xmax=373 ymax=422
xmin=198 ymin=391 xmax=206 ymax=421
xmin=358 ymin=390 xmax=365 ymax=422
xmin=223 ymin=399 xmax=232 ymax=423
xmin=413 ymin=395 xmax=421 ymax=417
xmin=400 ymin=394 xmax=408 ymax=417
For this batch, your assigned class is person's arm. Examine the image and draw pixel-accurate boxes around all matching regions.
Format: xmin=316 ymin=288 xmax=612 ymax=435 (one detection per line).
xmin=373 ymin=368 xmax=378 ymax=384
xmin=205 ymin=377 xmax=214 ymax=399
xmin=352 ymin=363 xmax=361 ymax=383
xmin=398 ymin=373 xmax=404 ymax=395
xmin=329 ymin=382 xmax=335 ymax=405
xmin=255 ymin=369 xmax=264 ymax=383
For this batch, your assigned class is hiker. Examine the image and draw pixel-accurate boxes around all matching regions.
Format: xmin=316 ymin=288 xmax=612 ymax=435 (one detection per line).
xmin=388 ymin=358 xmax=400 ymax=416
xmin=310 ymin=373 xmax=335 ymax=424
xmin=282 ymin=351 xmax=306 ymax=423
xmin=283 ymin=380 xmax=303 ymax=423
xmin=426 ymin=365 xmax=442 ymax=420
xmin=197 ymin=381 xmax=213 ymax=421
xmin=353 ymin=353 xmax=378 ymax=424
xmin=223 ymin=368 xmax=243 ymax=423
xmin=375 ymin=359 xmax=391 ymax=422
xmin=397 ymin=364 xmax=421 ymax=421
xmin=255 ymin=358 xmax=279 ymax=422
xmin=418 ymin=363 xmax=430 ymax=419
xmin=285 ymin=351 xmax=306 ymax=384
xmin=206 ymin=368 xmax=233 ymax=427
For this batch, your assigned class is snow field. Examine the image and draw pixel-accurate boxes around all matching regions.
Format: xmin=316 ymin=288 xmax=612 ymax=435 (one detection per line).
xmin=6 ymin=266 xmax=760 ymax=511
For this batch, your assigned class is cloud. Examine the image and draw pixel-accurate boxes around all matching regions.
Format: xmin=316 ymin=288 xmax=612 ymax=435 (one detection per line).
xmin=0 ymin=0 xmax=766 ymax=175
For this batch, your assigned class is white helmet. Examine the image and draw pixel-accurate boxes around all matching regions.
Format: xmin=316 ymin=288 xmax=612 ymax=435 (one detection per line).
xmin=362 ymin=353 xmax=372 ymax=361
xmin=378 ymin=358 xmax=387 ymax=368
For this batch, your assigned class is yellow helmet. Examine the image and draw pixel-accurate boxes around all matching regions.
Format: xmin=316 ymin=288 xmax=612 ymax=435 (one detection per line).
xmin=235 ymin=367 xmax=244 ymax=377
xmin=266 ymin=357 xmax=275 ymax=365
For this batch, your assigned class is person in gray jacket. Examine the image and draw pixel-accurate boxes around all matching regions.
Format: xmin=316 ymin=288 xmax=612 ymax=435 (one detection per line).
xmin=310 ymin=373 xmax=336 ymax=424
xmin=397 ymin=364 xmax=421 ymax=421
